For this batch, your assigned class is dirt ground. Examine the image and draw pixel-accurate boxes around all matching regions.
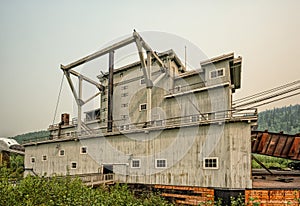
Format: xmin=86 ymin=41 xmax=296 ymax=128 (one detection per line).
xmin=252 ymin=169 xmax=300 ymax=188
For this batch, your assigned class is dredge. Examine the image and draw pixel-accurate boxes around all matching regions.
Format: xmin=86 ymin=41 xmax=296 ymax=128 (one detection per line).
xmin=22 ymin=31 xmax=300 ymax=205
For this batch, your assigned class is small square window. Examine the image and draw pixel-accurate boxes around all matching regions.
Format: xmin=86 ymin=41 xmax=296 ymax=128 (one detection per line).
xmin=191 ymin=115 xmax=199 ymax=122
xmin=42 ymin=155 xmax=47 ymax=161
xmin=155 ymin=120 xmax=163 ymax=126
xmin=121 ymin=103 xmax=128 ymax=108
xmin=156 ymin=159 xmax=167 ymax=168
xmin=59 ymin=150 xmax=65 ymax=156
xmin=217 ymin=69 xmax=223 ymax=76
xmin=71 ymin=162 xmax=77 ymax=169
xmin=203 ymin=157 xmax=219 ymax=169
xmin=31 ymin=157 xmax=35 ymax=164
xmin=121 ymin=85 xmax=128 ymax=90
xmin=121 ymin=93 xmax=128 ymax=97
xmin=121 ymin=115 xmax=128 ymax=120
xmin=131 ymin=159 xmax=140 ymax=168
xmin=201 ymin=114 xmax=209 ymax=120
xmin=140 ymin=103 xmax=147 ymax=111
xmin=140 ymin=79 xmax=145 ymax=84
xmin=120 ymin=125 xmax=124 ymax=131
xmin=210 ymin=70 xmax=217 ymax=79
xmin=210 ymin=68 xmax=224 ymax=79
xmin=81 ymin=146 xmax=87 ymax=154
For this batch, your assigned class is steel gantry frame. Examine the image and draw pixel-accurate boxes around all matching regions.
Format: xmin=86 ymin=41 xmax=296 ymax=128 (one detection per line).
xmin=60 ymin=31 xmax=168 ymax=135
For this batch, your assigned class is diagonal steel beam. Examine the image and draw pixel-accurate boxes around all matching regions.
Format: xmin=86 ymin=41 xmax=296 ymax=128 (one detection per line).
xmin=61 ymin=36 xmax=135 ymax=71
xmin=69 ymin=69 xmax=103 ymax=91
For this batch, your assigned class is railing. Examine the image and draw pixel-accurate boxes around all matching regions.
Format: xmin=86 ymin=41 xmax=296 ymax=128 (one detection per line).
xmin=168 ymin=81 xmax=206 ymax=95
xmin=30 ymin=108 xmax=257 ymax=144
xmin=77 ymin=173 xmax=115 ymax=185
xmin=46 ymin=173 xmax=115 ymax=186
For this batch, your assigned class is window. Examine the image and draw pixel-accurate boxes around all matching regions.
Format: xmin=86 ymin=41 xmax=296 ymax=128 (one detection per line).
xmin=203 ymin=157 xmax=219 ymax=169
xmin=131 ymin=159 xmax=140 ymax=168
xmin=175 ymin=85 xmax=181 ymax=92
xmin=121 ymin=115 xmax=128 ymax=119
xmin=31 ymin=157 xmax=35 ymax=164
xmin=42 ymin=155 xmax=47 ymax=161
xmin=155 ymin=120 xmax=164 ymax=126
xmin=121 ymin=85 xmax=128 ymax=90
xmin=140 ymin=103 xmax=147 ymax=111
xmin=210 ymin=68 xmax=225 ymax=79
xmin=120 ymin=125 xmax=130 ymax=131
xmin=81 ymin=146 xmax=87 ymax=154
xmin=201 ymin=114 xmax=209 ymax=120
xmin=121 ymin=93 xmax=128 ymax=97
xmin=59 ymin=149 xmax=65 ymax=156
xmin=102 ymin=97 xmax=107 ymax=102
xmin=120 ymin=72 xmax=123 ymax=78
xmin=71 ymin=162 xmax=77 ymax=169
xmin=191 ymin=115 xmax=199 ymax=122
xmin=156 ymin=159 xmax=167 ymax=168
xmin=140 ymin=78 xmax=145 ymax=84
xmin=121 ymin=103 xmax=128 ymax=108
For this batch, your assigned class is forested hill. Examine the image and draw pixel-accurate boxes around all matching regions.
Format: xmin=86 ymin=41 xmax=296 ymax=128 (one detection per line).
xmin=257 ymin=104 xmax=300 ymax=134
xmin=10 ymin=104 xmax=300 ymax=143
xmin=12 ymin=130 xmax=50 ymax=144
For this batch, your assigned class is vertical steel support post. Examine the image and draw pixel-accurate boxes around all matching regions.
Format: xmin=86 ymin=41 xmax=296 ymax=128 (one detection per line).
xmin=146 ymin=51 xmax=152 ymax=124
xmin=107 ymin=51 xmax=114 ymax=132
xmin=78 ymin=76 xmax=83 ymax=135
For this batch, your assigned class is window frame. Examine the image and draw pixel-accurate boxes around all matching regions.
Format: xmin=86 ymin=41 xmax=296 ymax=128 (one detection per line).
xmin=131 ymin=159 xmax=141 ymax=168
xmin=42 ymin=155 xmax=47 ymax=161
xmin=209 ymin=68 xmax=225 ymax=79
xmin=71 ymin=162 xmax=77 ymax=169
xmin=31 ymin=157 xmax=35 ymax=164
xmin=191 ymin=115 xmax=200 ymax=122
xmin=203 ymin=157 xmax=219 ymax=169
xmin=155 ymin=159 xmax=167 ymax=168
xmin=139 ymin=103 xmax=147 ymax=111
xmin=155 ymin=120 xmax=164 ymax=127
xmin=80 ymin=146 xmax=87 ymax=154
xmin=59 ymin=149 xmax=65 ymax=156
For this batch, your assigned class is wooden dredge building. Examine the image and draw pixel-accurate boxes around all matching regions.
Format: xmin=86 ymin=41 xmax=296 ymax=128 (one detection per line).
xmin=23 ymin=32 xmax=299 ymax=205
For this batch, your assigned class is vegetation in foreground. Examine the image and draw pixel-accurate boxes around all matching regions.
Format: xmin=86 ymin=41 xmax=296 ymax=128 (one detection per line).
xmin=252 ymin=154 xmax=293 ymax=170
xmin=0 ymin=166 xmax=171 ymax=206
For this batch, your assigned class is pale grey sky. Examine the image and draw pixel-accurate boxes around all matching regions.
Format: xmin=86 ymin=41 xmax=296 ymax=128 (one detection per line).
xmin=0 ymin=0 xmax=299 ymax=137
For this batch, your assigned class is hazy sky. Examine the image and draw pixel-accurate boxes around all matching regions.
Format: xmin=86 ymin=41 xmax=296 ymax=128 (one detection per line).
xmin=0 ymin=1 xmax=299 ymax=137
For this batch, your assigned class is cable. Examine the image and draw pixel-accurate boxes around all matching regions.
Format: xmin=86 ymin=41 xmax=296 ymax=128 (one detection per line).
xmin=234 ymin=85 xmax=300 ymax=108
xmin=233 ymin=79 xmax=300 ymax=105
xmin=52 ymin=73 xmax=65 ymax=125
xmin=243 ymin=91 xmax=300 ymax=109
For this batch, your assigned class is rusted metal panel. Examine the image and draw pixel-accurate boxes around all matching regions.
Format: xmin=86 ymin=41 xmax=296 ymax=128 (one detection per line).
xmin=289 ymin=137 xmax=300 ymax=159
xmin=265 ymin=134 xmax=280 ymax=156
xmin=273 ymin=136 xmax=287 ymax=156
xmin=252 ymin=131 xmax=300 ymax=160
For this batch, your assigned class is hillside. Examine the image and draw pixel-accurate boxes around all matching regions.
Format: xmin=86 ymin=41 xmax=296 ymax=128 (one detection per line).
xmin=12 ymin=130 xmax=50 ymax=144
xmin=257 ymin=104 xmax=300 ymax=134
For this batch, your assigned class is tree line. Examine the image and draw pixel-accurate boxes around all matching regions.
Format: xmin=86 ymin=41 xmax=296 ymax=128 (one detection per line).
xmin=257 ymin=104 xmax=300 ymax=134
